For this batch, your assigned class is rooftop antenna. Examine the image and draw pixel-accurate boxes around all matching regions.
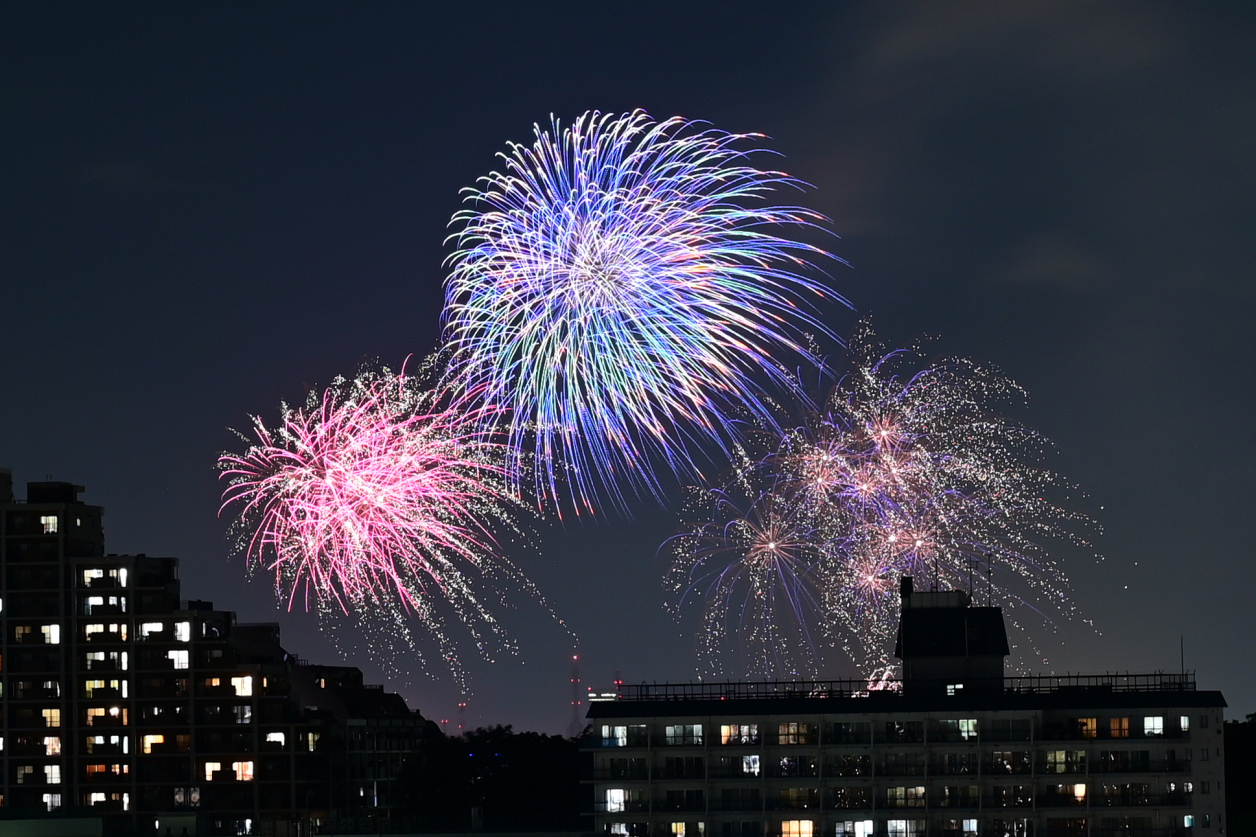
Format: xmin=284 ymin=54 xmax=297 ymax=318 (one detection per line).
xmin=567 ymin=653 xmax=584 ymax=738
xmin=985 ymin=551 xmax=994 ymax=607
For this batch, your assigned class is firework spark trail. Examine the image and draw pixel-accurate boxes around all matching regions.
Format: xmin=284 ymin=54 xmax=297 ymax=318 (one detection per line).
xmin=217 ymin=362 xmax=535 ymax=687
xmin=667 ymin=323 xmax=1096 ymax=677
xmin=665 ymin=481 xmax=825 ymax=678
xmin=443 ymin=110 xmax=845 ymax=515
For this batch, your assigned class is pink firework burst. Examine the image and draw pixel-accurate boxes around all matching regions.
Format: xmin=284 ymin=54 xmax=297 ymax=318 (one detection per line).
xmin=218 ymin=364 xmax=527 ymax=679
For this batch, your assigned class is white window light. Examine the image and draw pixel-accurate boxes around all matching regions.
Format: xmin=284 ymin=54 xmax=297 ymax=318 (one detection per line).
xmin=41 ymin=625 xmax=61 ymax=645
xmin=167 ymin=650 xmax=189 ymax=670
xmin=40 ymin=515 xmax=58 ymax=534
xmin=140 ymin=622 xmax=163 ymax=638
xmin=1144 ymin=716 xmax=1164 ymax=736
xmin=204 ymin=762 xmax=221 ymax=782
xmin=175 ymin=622 xmax=191 ymax=642
xmin=42 ymin=793 xmax=62 ymax=812
xmin=265 ymin=732 xmax=285 ymax=747
xmin=44 ymin=765 xmax=61 ymax=784
xmin=606 ymin=788 xmax=627 ymax=813
xmin=231 ymin=676 xmax=253 ymax=697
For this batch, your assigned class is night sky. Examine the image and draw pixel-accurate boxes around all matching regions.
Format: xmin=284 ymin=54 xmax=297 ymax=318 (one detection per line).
xmin=3 ymin=2 xmax=1253 ymax=734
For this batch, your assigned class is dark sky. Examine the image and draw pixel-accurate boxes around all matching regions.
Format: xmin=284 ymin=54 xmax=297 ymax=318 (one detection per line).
xmin=3 ymin=2 xmax=1254 ymax=734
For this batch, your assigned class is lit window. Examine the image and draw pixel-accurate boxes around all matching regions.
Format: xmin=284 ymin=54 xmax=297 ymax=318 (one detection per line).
xmin=174 ymin=622 xmax=191 ymax=642
xmin=90 ymin=792 xmax=106 ymax=805
xmin=946 ymin=683 xmax=964 ymax=696
xmin=782 ymin=822 xmax=814 ymax=837
xmin=670 ymin=825 xmax=686 ymax=837
xmin=140 ymin=622 xmax=163 ymax=639
xmin=606 ymin=788 xmax=627 ymax=813
xmin=167 ymin=650 xmax=189 ymax=670
xmin=836 ymin=822 xmax=875 ymax=837
xmin=307 ymin=732 xmax=320 ymax=752
xmin=265 ymin=732 xmax=285 ymax=747
xmin=83 ymin=569 xmax=105 ymax=585
xmin=742 ymin=755 xmax=760 ymax=776
xmin=204 ymin=761 xmax=221 ymax=781
xmin=17 ymin=765 xmax=34 ymax=783
xmin=143 ymin=735 xmax=165 ymax=754
xmin=1144 ymin=716 xmax=1164 ymax=736
xmin=117 ymin=568 xmax=128 ymax=587
xmin=44 ymin=764 xmax=61 ymax=784
xmin=887 ymin=821 xmax=926 ymax=837
xmin=959 ymin=719 xmax=978 ymax=741
xmin=1071 ymin=784 xmax=1087 ymax=801
xmin=1077 ymin=718 xmax=1097 ymax=738
xmin=602 ymin=725 xmax=628 ymax=746
xmin=43 ymin=737 xmax=61 ymax=756
xmin=42 ymin=709 xmax=61 ymax=728
xmin=40 ymin=515 xmax=58 ymax=534
xmin=778 ymin=722 xmax=810 ymax=745
xmin=720 ymin=724 xmax=759 ymax=744
xmin=41 ymin=625 xmax=60 ymax=645
xmin=962 ymin=820 xmax=977 ymax=836
xmin=234 ymin=705 xmax=252 ymax=724
xmin=42 ymin=793 xmax=62 ymax=812
xmin=231 ymin=676 xmax=253 ymax=697
xmin=14 ymin=625 xmax=32 ymax=642
xmin=85 ymin=624 xmax=105 ymax=639
xmin=1184 ymin=816 xmax=1195 ymax=828
xmin=232 ymin=761 xmax=254 ymax=781
xmin=665 ymin=724 xmax=703 ymax=745
xmin=1181 ymin=715 xmax=1190 ymax=732
xmin=1110 ymin=717 xmax=1130 ymax=738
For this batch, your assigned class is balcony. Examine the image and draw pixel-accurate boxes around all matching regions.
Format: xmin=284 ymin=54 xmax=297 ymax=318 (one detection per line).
xmin=593 ymin=802 xmax=650 ymax=814
xmin=765 ymin=797 xmax=820 ymax=812
xmin=707 ymin=767 xmax=761 ymax=780
xmin=983 ymin=795 xmax=1034 ymax=808
xmin=653 ymin=800 xmax=706 ymax=813
xmin=654 ymin=766 xmax=706 ymax=780
xmin=1037 ymin=792 xmax=1090 ymax=808
xmin=710 ymin=800 xmax=763 ymax=813
xmin=982 ymin=759 xmax=1033 ymax=775
xmin=1092 ymin=760 xmax=1191 ymax=774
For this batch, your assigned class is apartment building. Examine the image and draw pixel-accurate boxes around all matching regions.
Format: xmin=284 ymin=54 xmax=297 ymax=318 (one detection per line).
xmin=0 ymin=473 xmax=425 ymax=835
xmin=587 ymin=580 xmax=1226 ymax=837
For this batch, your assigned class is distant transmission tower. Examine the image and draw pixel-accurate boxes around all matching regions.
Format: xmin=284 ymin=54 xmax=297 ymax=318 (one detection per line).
xmin=457 ymin=701 xmax=467 ymax=732
xmin=567 ymin=653 xmax=584 ymax=738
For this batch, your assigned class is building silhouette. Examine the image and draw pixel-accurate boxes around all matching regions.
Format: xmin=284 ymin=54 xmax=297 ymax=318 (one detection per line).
xmin=588 ymin=578 xmax=1226 ymax=837
xmin=0 ymin=472 xmax=425 ymax=835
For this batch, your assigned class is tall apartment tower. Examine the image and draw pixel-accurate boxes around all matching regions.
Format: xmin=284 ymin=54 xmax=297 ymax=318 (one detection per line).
xmin=0 ymin=474 xmax=425 ymax=835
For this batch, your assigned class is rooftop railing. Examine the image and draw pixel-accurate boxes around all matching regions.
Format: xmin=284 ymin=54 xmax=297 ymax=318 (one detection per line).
xmin=612 ymin=672 xmax=1197 ymax=702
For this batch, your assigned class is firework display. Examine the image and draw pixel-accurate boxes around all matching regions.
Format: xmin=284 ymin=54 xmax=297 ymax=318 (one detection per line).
xmin=667 ymin=324 xmax=1093 ymax=677
xmin=443 ymin=110 xmax=841 ymax=514
xmin=664 ymin=482 xmax=825 ymax=678
xmin=218 ymin=363 xmax=529 ymax=684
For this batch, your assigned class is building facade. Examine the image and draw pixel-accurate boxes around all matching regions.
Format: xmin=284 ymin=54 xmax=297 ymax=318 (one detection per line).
xmin=0 ymin=474 xmax=425 ymax=835
xmin=587 ymin=582 xmax=1226 ymax=837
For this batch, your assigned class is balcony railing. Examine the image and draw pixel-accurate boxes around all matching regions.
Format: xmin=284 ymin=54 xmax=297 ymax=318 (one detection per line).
xmin=593 ymin=802 xmax=650 ymax=814
xmin=592 ymin=767 xmax=650 ymax=780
